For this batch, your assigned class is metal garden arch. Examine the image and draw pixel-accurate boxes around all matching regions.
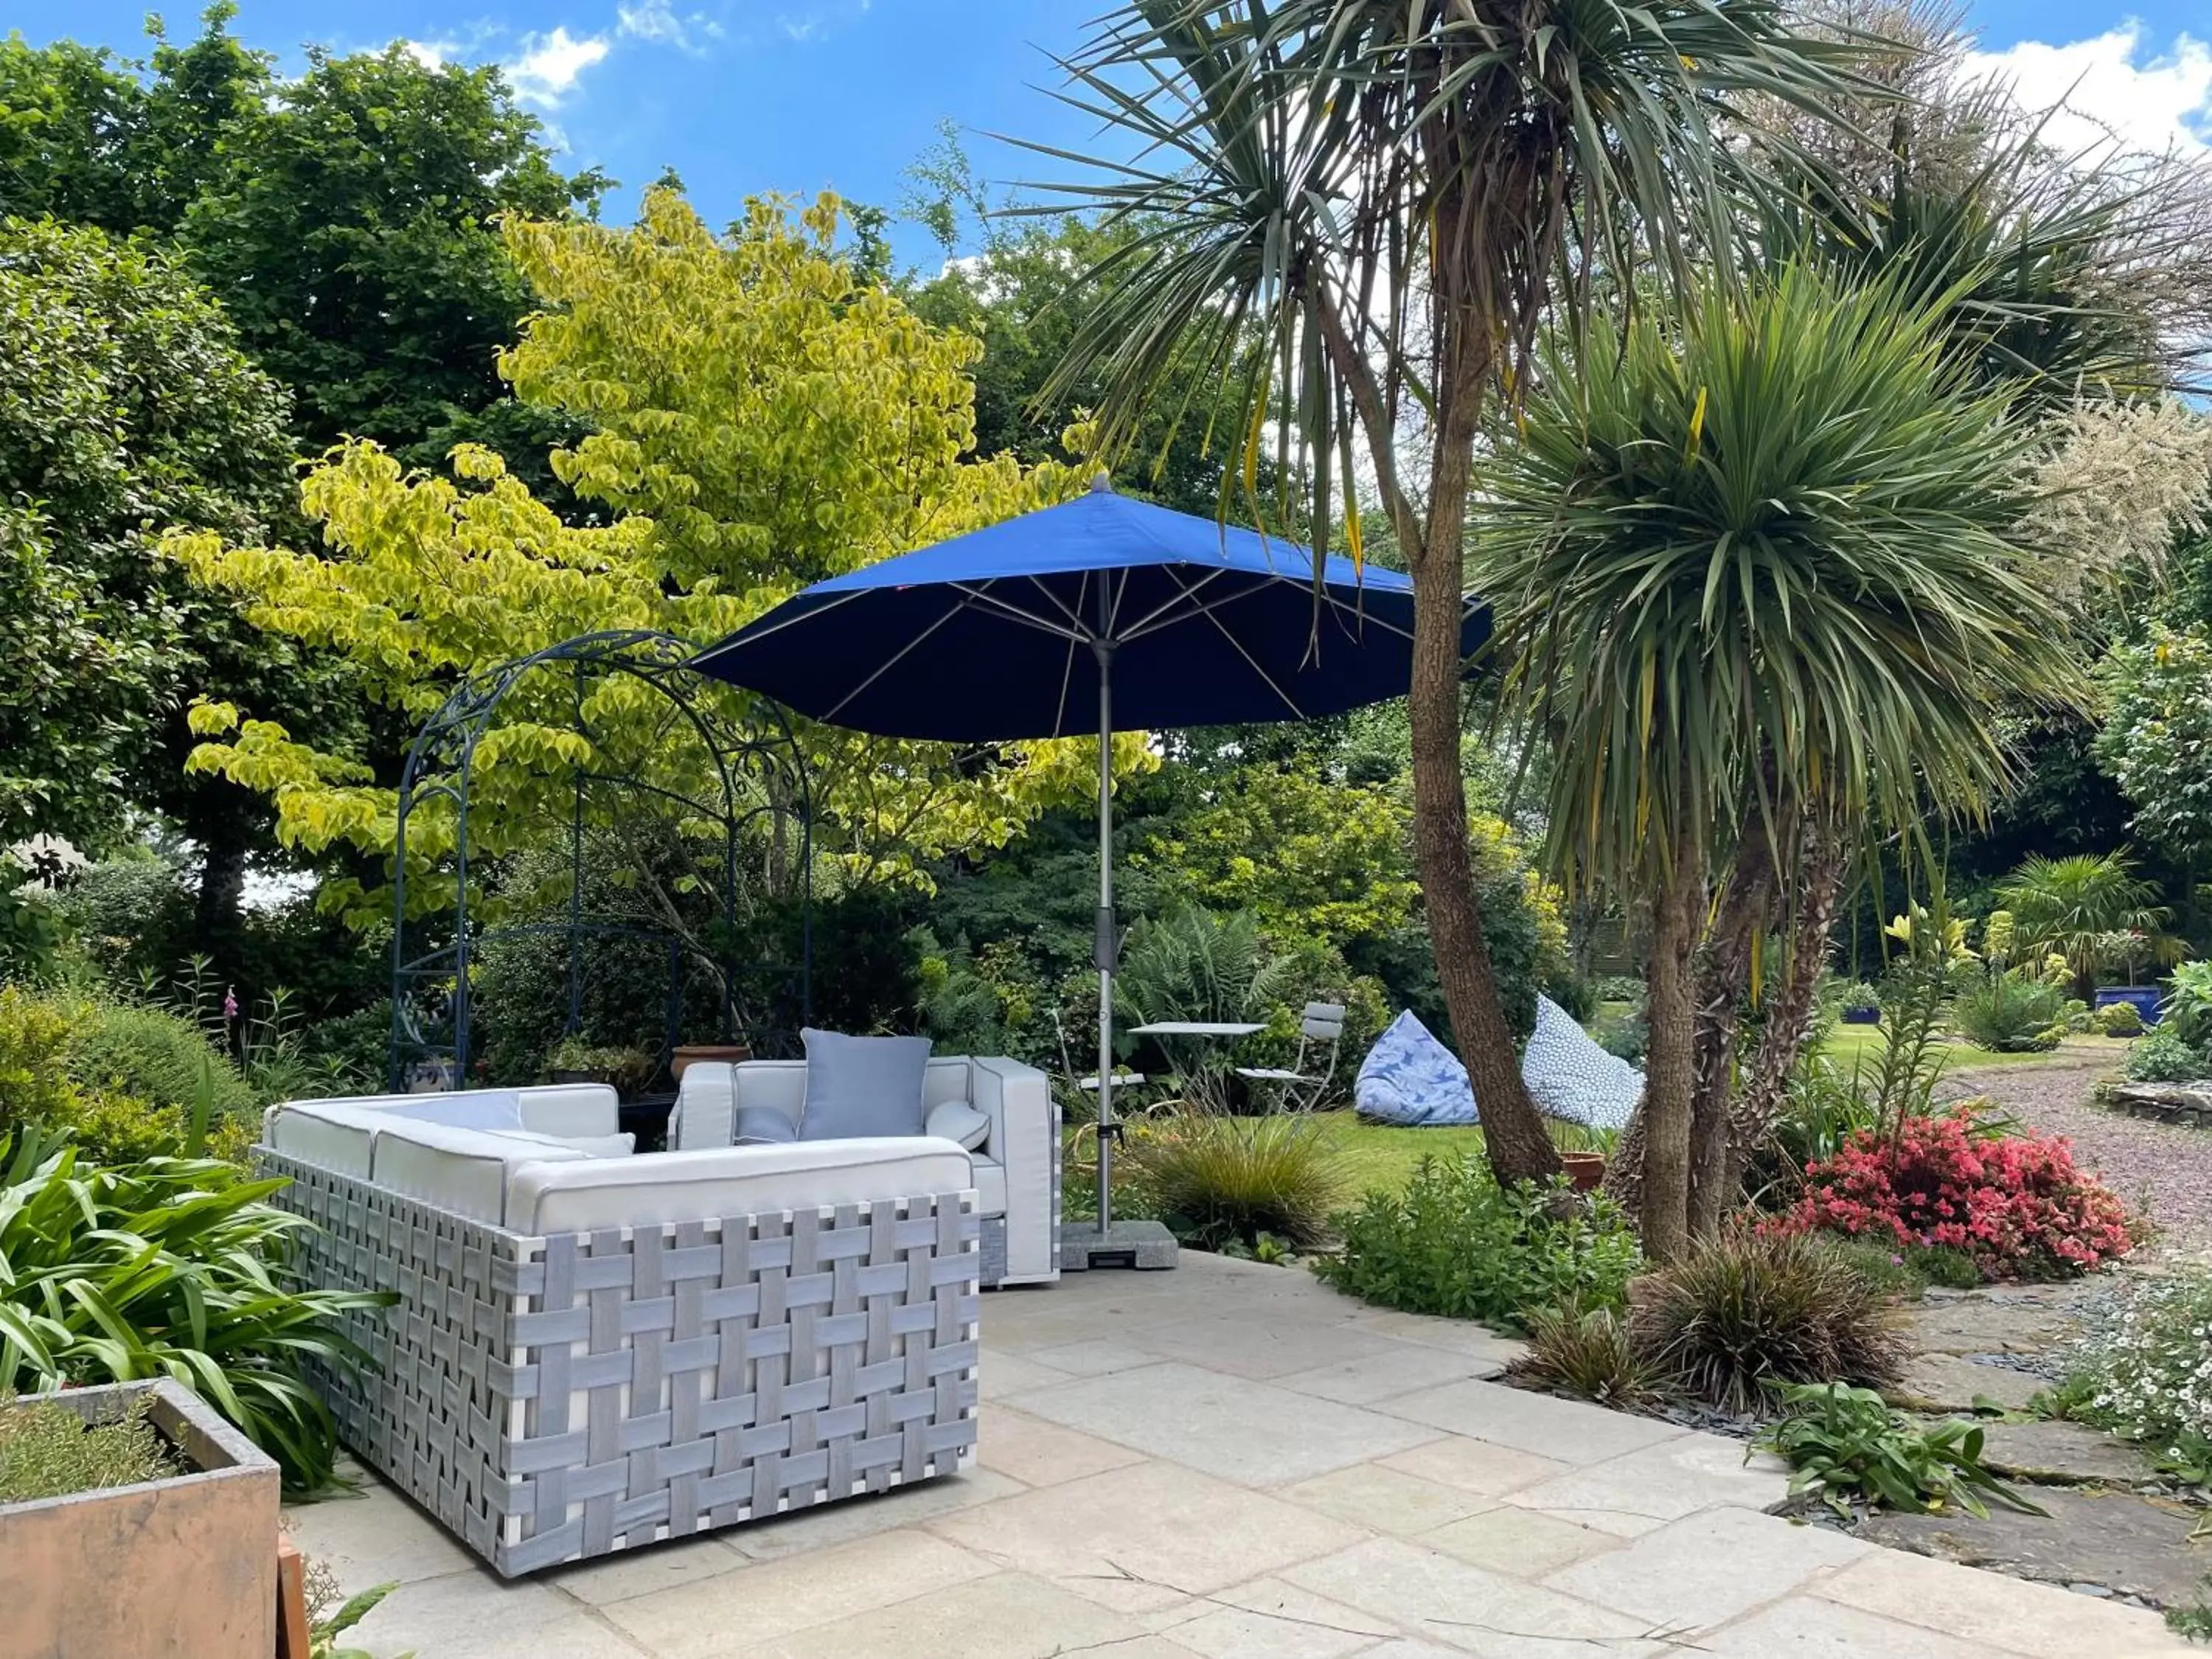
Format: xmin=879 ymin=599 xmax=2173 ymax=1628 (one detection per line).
xmin=387 ymin=630 xmax=813 ymax=1092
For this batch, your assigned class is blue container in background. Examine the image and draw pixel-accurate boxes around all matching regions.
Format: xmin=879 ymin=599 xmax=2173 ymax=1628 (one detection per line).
xmin=2095 ymin=987 xmax=2165 ymax=1026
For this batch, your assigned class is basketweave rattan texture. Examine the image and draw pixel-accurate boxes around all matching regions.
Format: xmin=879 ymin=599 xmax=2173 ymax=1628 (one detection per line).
xmin=257 ymin=1148 xmax=981 ymax=1576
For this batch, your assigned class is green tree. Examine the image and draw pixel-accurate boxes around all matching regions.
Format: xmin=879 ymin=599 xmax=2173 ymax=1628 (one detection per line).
xmin=1477 ymin=267 xmax=2080 ymax=1253
xmin=180 ymin=41 xmax=608 ymax=468
xmin=903 ymin=207 xmax=1246 ymax=517
xmin=0 ymin=216 xmax=301 ymax=870
xmin=1026 ymin=0 xmax=1862 ymax=1200
xmin=0 ymin=10 xmax=607 ymax=482
xmin=0 ymin=6 xmax=268 ymax=235
xmin=173 ymin=191 xmax=1140 ymax=920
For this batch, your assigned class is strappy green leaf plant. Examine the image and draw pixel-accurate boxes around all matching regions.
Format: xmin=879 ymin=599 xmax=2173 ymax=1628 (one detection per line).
xmin=0 ymin=1134 xmax=388 ymax=1493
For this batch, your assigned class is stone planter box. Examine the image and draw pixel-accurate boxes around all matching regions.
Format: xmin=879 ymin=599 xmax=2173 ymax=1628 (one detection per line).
xmin=0 ymin=1378 xmax=278 ymax=1658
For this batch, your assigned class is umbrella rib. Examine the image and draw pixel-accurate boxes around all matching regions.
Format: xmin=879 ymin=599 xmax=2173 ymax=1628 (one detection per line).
xmin=1158 ymin=568 xmax=1311 ymax=721
xmin=695 ymin=587 xmax=872 ymax=655
xmin=821 ymin=595 xmax=974 ymax=723
xmin=1116 ymin=566 xmax=1234 ymax=640
xmin=1020 ymin=574 xmax=1092 ymax=636
xmin=947 ymin=582 xmax=1088 ymax=641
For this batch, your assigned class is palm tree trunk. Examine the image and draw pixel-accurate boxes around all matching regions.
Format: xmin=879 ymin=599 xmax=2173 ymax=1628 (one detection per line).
xmin=1687 ymin=832 xmax=1776 ymax=1238
xmin=1640 ymin=827 xmax=1705 ymax=1261
xmin=1726 ymin=816 xmax=1845 ymax=1176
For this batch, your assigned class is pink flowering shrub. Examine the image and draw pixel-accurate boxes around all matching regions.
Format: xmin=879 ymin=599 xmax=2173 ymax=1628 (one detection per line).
xmin=1765 ymin=1112 xmax=2135 ymax=1279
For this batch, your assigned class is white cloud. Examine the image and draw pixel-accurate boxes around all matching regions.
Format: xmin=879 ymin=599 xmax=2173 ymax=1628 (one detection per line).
xmin=618 ymin=2 xmax=687 ymax=46
xmin=506 ymin=26 xmax=611 ymax=108
xmin=1963 ymin=22 xmax=2212 ymax=158
xmin=400 ymin=38 xmax=457 ymax=69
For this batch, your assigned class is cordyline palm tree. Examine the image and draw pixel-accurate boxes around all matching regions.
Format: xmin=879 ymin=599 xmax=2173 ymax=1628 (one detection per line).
xmin=1025 ymin=0 xmax=1869 ymax=1189
xmin=1995 ymin=851 xmax=2177 ymax=1000
xmin=1478 ymin=265 xmax=2083 ymax=1255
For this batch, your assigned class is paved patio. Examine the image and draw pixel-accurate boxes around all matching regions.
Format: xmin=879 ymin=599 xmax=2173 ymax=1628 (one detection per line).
xmin=291 ymin=1253 xmax=2190 ymax=1658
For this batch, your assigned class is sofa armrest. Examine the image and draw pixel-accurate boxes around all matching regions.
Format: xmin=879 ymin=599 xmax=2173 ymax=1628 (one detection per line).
xmin=669 ymin=1062 xmax=737 ymax=1151
xmin=969 ymin=1057 xmax=1057 ymax=1281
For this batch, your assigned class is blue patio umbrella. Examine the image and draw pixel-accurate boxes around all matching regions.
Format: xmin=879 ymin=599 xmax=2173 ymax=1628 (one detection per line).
xmin=691 ymin=477 xmax=1489 ymax=1259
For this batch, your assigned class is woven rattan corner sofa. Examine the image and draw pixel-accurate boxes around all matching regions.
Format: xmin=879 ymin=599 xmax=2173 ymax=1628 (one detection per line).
xmin=257 ymin=1057 xmax=1057 ymax=1576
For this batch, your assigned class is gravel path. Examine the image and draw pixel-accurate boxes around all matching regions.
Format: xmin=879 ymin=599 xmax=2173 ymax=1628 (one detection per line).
xmin=1938 ymin=1046 xmax=2212 ymax=1259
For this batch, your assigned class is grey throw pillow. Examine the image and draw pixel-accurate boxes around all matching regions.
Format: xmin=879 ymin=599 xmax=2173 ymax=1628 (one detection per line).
xmin=798 ymin=1029 xmax=932 ymax=1141
xmin=731 ymin=1105 xmax=799 ymax=1147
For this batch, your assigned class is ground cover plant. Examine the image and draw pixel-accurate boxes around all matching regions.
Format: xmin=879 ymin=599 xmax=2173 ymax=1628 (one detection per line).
xmin=2069 ymin=1268 xmax=2212 ymax=1488
xmin=0 ymin=1391 xmax=178 ymax=1502
xmin=1756 ymin=1381 xmax=2047 ymax=1520
xmin=1315 ymin=1153 xmax=1641 ymax=1327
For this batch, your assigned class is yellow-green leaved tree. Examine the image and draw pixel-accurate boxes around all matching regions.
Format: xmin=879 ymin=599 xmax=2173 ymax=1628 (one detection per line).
xmin=173 ymin=189 xmax=1144 ymax=925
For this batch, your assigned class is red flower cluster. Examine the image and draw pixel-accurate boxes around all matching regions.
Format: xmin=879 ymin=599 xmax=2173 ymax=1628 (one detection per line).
xmin=1767 ymin=1112 xmax=2135 ymax=1278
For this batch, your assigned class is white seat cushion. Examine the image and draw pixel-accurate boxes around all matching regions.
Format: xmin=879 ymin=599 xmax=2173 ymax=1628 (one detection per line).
xmin=265 ymin=1100 xmax=390 ymax=1177
xmin=507 ymin=1137 xmax=975 ymax=1234
xmin=969 ymin=1153 xmax=1006 ymax=1218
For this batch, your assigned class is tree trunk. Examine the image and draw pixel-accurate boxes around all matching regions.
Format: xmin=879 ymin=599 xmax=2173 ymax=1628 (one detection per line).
xmin=1403 ymin=296 xmax=1559 ymax=1188
xmin=1639 ymin=831 xmax=1704 ymax=1262
xmin=1727 ymin=815 xmax=1846 ymax=1176
xmin=1687 ymin=831 xmax=1776 ymax=1238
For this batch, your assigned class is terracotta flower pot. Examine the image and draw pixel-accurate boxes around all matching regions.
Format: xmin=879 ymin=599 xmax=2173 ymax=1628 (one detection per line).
xmin=1559 ymin=1151 xmax=1607 ymax=1192
xmin=0 ymin=1378 xmax=279 ymax=1658
xmin=671 ymin=1043 xmax=753 ymax=1082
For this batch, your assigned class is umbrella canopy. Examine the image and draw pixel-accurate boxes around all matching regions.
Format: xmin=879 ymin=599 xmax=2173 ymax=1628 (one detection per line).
xmin=691 ymin=479 xmax=1487 ymax=740
xmin=690 ymin=477 xmax=1489 ymax=1257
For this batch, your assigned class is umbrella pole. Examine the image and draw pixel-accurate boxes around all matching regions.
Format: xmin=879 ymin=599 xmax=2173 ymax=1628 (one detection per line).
xmin=1093 ymin=639 xmax=1117 ymax=1235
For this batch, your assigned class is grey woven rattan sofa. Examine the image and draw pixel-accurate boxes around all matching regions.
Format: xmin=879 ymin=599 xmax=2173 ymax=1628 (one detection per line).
xmin=258 ymin=1085 xmax=981 ymax=1576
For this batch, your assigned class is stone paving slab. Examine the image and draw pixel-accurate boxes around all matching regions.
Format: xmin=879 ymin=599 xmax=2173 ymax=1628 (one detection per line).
xmin=1857 ymin=1485 xmax=2212 ymax=1608
xmin=281 ymin=1252 xmax=2186 ymax=1659
xmin=1885 ymin=1352 xmax=2049 ymax=1413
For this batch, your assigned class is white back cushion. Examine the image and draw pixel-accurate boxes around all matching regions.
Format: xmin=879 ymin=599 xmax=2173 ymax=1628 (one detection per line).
xmin=922 ymin=1057 xmax=972 ymax=1108
xmin=731 ymin=1062 xmax=805 ymax=1124
xmin=274 ymin=1084 xmax=619 ymax=1138
xmin=507 ymin=1136 xmax=975 ymax=1234
xmin=369 ymin=1120 xmax=594 ymax=1224
xmin=265 ymin=1100 xmax=388 ymax=1176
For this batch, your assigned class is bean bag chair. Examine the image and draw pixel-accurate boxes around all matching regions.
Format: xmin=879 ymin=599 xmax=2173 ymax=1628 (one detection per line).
xmin=1354 ymin=1010 xmax=1479 ymax=1126
xmin=1520 ymin=994 xmax=1642 ymax=1132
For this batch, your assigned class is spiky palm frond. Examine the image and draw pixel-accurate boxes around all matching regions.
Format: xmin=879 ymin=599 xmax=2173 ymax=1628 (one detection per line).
xmin=1478 ymin=262 xmax=2084 ymax=895
xmin=1019 ymin=0 xmax=1877 ymax=550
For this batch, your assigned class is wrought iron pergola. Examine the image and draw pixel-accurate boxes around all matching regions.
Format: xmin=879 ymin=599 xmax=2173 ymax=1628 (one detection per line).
xmin=387 ymin=630 xmax=813 ymax=1091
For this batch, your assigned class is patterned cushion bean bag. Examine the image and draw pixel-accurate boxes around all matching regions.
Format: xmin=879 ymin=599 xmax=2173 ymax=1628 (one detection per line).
xmin=1354 ymin=1009 xmax=1479 ymax=1126
xmin=1520 ymin=994 xmax=1643 ymax=1132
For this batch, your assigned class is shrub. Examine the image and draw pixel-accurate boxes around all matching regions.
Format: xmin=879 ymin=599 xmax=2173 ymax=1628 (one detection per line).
xmin=0 ymin=1134 xmax=386 ymax=1493
xmin=1315 ymin=1154 xmax=1642 ymax=1327
xmin=1950 ymin=973 xmax=2065 ymax=1052
xmin=1766 ymin=1112 xmax=2136 ymax=1279
xmin=68 ymin=1001 xmax=258 ymax=1120
xmin=1130 ymin=1116 xmax=1348 ymax=1250
xmin=0 ymin=987 xmax=208 ymax=1163
xmin=1757 ymin=1381 xmax=2045 ymax=1519
xmin=0 ymin=1392 xmax=177 ymax=1503
xmin=2095 ymin=1000 xmax=2146 ymax=1037
xmin=2126 ymin=1021 xmax=2212 ymax=1083
xmin=1515 ymin=1299 xmax=1661 ymax=1408
xmin=1630 ymin=1233 xmax=1904 ymax=1415
xmin=1839 ymin=982 xmax=1882 ymax=1018
xmin=2070 ymin=1270 xmax=2212 ymax=1486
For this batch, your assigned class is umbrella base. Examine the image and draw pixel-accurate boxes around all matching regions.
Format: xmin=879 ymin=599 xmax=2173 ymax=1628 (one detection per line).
xmin=1059 ymin=1219 xmax=1179 ymax=1273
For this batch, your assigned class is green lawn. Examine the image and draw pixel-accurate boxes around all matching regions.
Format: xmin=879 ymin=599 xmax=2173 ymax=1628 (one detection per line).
xmin=1297 ymin=1026 xmax=2135 ymax=1201
xmin=1307 ymin=1110 xmax=1486 ymax=1197
xmin=1815 ymin=1025 xmax=2132 ymax=1071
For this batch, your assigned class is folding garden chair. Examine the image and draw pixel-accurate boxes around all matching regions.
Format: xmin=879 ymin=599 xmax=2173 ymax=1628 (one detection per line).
xmin=1235 ymin=1001 xmax=1346 ymax=1112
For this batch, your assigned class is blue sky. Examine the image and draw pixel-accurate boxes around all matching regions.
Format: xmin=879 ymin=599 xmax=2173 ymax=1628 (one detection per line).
xmin=18 ymin=1 xmax=2212 ymax=271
